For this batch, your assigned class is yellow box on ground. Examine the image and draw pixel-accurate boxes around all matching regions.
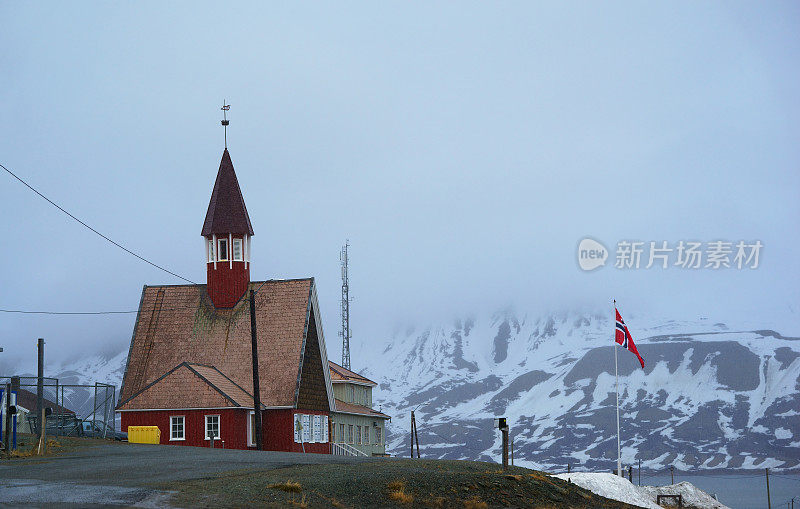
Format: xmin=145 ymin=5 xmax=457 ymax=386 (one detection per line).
xmin=127 ymin=426 xmax=161 ymax=444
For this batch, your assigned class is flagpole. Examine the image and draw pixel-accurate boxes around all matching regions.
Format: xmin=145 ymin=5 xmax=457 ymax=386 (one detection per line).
xmin=614 ymin=299 xmax=621 ymax=477
xmin=615 ymin=338 xmax=621 ymax=477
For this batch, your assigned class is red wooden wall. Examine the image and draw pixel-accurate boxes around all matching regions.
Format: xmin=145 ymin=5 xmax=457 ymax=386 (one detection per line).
xmin=263 ymin=409 xmax=331 ymax=454
xmin=121 ymin=408 xmax=331 ymax=453
xmin=122 ymin=408 xmax=248 ymax=448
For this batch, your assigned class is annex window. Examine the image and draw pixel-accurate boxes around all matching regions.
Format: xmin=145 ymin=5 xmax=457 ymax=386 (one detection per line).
xmin=356 ymin=425 xmax=362 ymax=445
xmin=170 ymin=415 xmax=185 ymax=441
xmin=205 ymin=414 xmax=221 ymax=440
xmin=247 ymin=411 xmax=256 ymax=447
xmin=232 ymin=238 xmax=243 ymax=261
xmin=302 ymin=414 xmax=311 ymax=443
xmin=363 ymin=426 xmax=369 ymax=446
xmin=207 ymin=240 xmax=215 ymax=262
xmin=339 ymin=423 xmax=345 ymax=443
xmin=375 ymin=426 xmax=382 ymax=445
xmin=347 ymin=424 xmax=354 ymax=444
xmin=331 ymin=421 xmax=335 ymax=442
xmin=313 ymin=415 xmax=322 ymax=443
xmin=218 ymin=238 xmax=229 ymax=261
xmin=347 ymin=385 xmax=354 ymax=402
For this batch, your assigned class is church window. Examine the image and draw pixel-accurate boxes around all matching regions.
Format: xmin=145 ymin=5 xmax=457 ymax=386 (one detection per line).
xmin=233 ymin=238 xmax=243 ymax=261
xmin=218 ymin=239 xmax=229 ymax=261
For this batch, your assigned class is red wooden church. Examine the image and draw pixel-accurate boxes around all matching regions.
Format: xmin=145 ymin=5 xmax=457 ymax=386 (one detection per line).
xmin=116 ymin=148 xmax=335 ymax=453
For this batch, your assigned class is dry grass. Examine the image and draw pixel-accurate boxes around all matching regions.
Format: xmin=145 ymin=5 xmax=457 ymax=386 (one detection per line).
xmin=387 ymin=479 xmax=406 ymax=491
xmin=9 ymin=438 xmax=62 ymax=458
xmin=423 ymin=496 xmax=445 ymax=508
xmin=268 ymin=480 xmax=302 ymax=493
xmin=288 ymin=493 xmax=308 ymax=508
xmin=463 ymin=496 xmax=488 ymax=509
xmin=388 ymin=487 xmax=413 ymax=504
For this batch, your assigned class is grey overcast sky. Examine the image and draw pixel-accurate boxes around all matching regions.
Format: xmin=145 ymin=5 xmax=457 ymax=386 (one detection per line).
xmin=1 ymin=2 xmax=798 ymax=369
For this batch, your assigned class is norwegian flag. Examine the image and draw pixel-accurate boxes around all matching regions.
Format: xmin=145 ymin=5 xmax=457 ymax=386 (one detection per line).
xmin=615 ymin=307 xmax=645 ymax=369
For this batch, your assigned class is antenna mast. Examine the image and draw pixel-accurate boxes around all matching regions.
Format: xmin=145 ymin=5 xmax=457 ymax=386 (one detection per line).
xmin=339 ymin=241 xmax=352 ymax=370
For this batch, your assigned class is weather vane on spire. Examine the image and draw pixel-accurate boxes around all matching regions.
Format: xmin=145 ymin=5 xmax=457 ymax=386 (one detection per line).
xmin=221 ymin=100 xmax=230 ymax=149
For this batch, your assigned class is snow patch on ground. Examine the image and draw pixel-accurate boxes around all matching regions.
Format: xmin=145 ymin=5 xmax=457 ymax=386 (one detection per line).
xmin=552 ymin=473 xmax=661 ymax=509
xmin=639 ymin=481 xmax=731 ymax=509
xmin=552 ymin=473 xmax=731 ymax=509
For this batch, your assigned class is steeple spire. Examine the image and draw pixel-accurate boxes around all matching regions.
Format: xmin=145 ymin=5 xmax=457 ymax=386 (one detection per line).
xmin=202 ymin=146 xmax=253 ymax=308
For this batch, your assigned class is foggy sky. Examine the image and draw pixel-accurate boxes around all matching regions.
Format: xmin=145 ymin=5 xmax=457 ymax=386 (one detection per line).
xmin=2 ymin=2 xmax=799 ymax=371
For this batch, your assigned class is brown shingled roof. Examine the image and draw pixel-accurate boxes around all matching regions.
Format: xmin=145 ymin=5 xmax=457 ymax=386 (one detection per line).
xmin=201 ymin=149 xmax=254 ymax=236
xmin=328 ymin=361 xmax=377 ymax=386
xmin=117 ymin=362 xmax=261 ymax=410
xmin=118 ymin=279 xmax=332 ymax=410
xmin=333 ymin=398 xmax=390 ymax=419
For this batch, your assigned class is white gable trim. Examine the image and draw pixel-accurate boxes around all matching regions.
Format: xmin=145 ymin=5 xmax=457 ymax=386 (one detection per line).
xmin=310 ymin=281 xmax=336 ymax=412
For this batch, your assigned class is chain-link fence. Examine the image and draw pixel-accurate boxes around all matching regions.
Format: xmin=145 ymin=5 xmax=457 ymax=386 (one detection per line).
xmin=1 ymin=376 xmax=117 ymax=441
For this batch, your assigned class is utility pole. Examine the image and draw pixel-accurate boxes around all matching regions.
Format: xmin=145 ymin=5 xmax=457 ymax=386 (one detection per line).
xmin=628 ymin=465 xmax=632 ymax=483
xmin=410 ymin=411 xmax=420 ymax=458
xmin=249 ymin=290 xmax=263 ymax=450
xmin=339 ymin=242 xmax=351 ymax=370
xmin=638 ymin=458 xmax=641 ymax=486
xmin=670 ymin=465 xmax=674 ymax=484
xmin=766 ymin=468 xmax=771 ymax=509
xmin=37 ymin=338 xmax=45 ymax=455
xmin=502 ymin=426 xmax=509 ymax=471
xmin=510 ymin=435 xmax=514 ymax=467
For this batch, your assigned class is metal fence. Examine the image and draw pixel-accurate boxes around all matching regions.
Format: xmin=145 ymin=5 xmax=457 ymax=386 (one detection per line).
xmin=1 ymin=376 xmax=116 ymax=439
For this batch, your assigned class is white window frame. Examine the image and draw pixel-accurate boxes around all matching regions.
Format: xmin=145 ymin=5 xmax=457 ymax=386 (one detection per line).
xmin=347 ymin=424 xmax=353 ymax=444
xmin=339 ymin=423 xmax=345 ymax=443
xmin=356 ymin=425 xmax=362 ymax=445
xmin=376 ymin=426 xmax=382 ymax=445
xmin=170 ymin=415 xmax=185 ymax=441
xmin=294 ymin=413 xmax=302 ymax=443
xmin=363 ymin=426 xmax=369 ymax=446
xmin=232 ymin=238 xmax=243 ymax=261
xmin=302 ymin=414 xmax=311 ymax=443
xmin=247 ymin=410 xmax=256 ymax=447
xmin=313 ymin=415 xmax=322 ymax=443
xmin=217 ymin=238 xmax=229 ymax=262
xmin=207 ymin=239 xmax=215 ymax=262
xmin=204 ymin=414 xmax=221 ymax=440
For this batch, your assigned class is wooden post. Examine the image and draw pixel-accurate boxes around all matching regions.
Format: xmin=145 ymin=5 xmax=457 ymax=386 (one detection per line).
xmin=510 ymin=435 xmax=514 ymax=466
xmin=567 ymin=463 xmax=571 ymax=474
xmin=766 ymin=468 xmax=771 ymax=509
xmin=638 ymin=459 xmax=641 ymax=486
xmin=670 ymin=465 xmax=674 ymax=484
xmin=628 ymin=465 xmax=632 ymax=483
xmin=37 ymin=338 xmax=46 ymax=455
xmin=501 ymin=426 xmax=509 ymax=470
xmin=410 ymin=411 xmax=414 ymax=458
xmin=249 ymin=290 xmax=263 ymax=450
xmin=4 ymin=383 xmax=11 ymax=457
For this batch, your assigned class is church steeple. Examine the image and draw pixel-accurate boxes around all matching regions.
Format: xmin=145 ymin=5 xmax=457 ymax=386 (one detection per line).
xmin=202 ymin=148 xmax=253 ymax=308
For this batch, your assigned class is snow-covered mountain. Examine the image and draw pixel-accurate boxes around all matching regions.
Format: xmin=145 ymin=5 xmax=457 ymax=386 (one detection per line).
xmin=354 ymin=311 xmax=800 ymax=472
xmin=12 ymin=310 xmax=798 ymax=472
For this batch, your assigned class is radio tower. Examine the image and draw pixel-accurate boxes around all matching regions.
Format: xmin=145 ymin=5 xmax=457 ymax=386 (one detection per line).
xmin=339 ymin=241 xmax=352 ymax=370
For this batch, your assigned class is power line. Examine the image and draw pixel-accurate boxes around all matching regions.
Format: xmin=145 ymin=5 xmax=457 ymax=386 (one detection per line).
xmin=1 ymin=162 xmax=196 ymax=284
xmin=0 ymin=309 xmax=138 ymax=315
